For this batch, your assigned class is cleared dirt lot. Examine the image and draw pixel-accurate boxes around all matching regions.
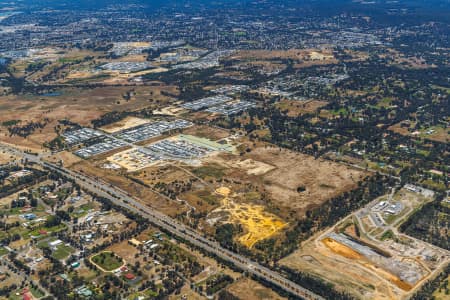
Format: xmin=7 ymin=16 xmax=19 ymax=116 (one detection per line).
xmin=280 ymin=233 xmax=402 ymax=300
xmin=44 ymin=150 xmax=83 ymax=167
xmin=106 ymin=148 xmax=157 ymax=172
xmin=207 ymin=144 xmax=368 ymax=217
xmin=101 ymin=116 xmax=150 ymax=133
xmin=227 ymin=277 xmax=287 ymax=300
xmin=0 ymin=151 xmax=16 ymax=164
xmin=235 ymin=158 xmax=275 ymax=176
xmin=249 ymin=146 xmax=367 ymax=213
xmin=182 ymin=124 xmax=230 ymax=141
xmin=107 ymin=240 xmax=139 ymax=264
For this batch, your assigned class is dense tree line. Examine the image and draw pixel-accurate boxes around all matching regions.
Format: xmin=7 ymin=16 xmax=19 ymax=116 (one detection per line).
xmin=0 ymin=284 xmax=18 ymax=297
xmin=409 ymin=263 xmax=450 ymax=300
xmin=400 ymin=193 xmax=449 ymax=250
xmin=205 ymin=274 xmax=234 ymax=296
xmin=91 ymin=108 xmax=155 ymax=128
xmin=280 ymin=266 xmax=355 ymax=300
xmin=253 ymin=174 xmax=395 ymax=262
xmin=0 ymin=167 xmax=48 ymax=198
xmin=7 ymin=119 xmax=49 ymax=138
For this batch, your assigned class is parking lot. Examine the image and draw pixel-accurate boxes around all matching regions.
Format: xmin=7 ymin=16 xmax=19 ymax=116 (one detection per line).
xmin=62 ymin=128 xmax=104 ymax=146
xmin=107 ymin=148 xmax=160 ymax=171
xmin=146 ymin=134 xmax=234 ymax=160
xmin=212 ymin=85 xmax=249 ymax=95
xmin=181 ymin=95 xmax=232 ymax=111
xmin=74 ymin=138 xmax=127 ymax=158
xmin=114 ymin=119 xmax=193 ymax=143
xmin=147 ymin=139 xmax=212 ymax=160
xmin=206 ymin=100 xmax=255 ymax=115
xmin=100 ymin=61 xmax=154 ymax=73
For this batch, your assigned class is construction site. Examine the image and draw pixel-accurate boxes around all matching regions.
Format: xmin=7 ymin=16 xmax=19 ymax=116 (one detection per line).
xmin=206 ymin=187 xmax=287 ymax=248
xmin=106 ymin=148 xmax=159 ymax=172
xmin=355 ymin=184 xmax=435 ymax=237
xmin=105 ymin=134 xmax=236 ymax=171
xmin=280 ymin=185 xmax=450 ymax=300
xmin=113 ymin=119 xmax=193 ymax=143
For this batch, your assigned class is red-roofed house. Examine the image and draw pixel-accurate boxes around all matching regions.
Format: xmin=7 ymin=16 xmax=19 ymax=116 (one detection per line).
xmin=22 ymin=287 xmax=33 ymax=300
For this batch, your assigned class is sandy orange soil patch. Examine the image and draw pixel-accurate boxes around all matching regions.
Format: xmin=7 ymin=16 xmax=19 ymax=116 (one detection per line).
xmin=322 ymin=237 xmax=363 ymax=260
xmin=211 ymin=188 xmax=287 ymax=248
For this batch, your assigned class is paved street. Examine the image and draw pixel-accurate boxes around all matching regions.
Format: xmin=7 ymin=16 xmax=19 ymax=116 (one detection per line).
xmin=0 ymin=143 xmax=324 ymax=300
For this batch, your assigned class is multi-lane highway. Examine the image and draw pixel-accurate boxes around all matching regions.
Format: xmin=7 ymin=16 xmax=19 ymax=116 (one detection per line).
xmin=0 ymin=143 xmax=324 ymax=300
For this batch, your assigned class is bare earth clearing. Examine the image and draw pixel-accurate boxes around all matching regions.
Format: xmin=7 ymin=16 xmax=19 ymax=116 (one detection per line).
xmin=250 ymin=147 xmax=367 ymax=213
xmin=0 ymin=151 xmax=17 ymax=164
xmin=281 ymin=232 xmax=403 ymax=300
xmin=101 ymin=116 xmax=150 ymax=133
xmin=227 ymin=277 xmax=287 ymax=300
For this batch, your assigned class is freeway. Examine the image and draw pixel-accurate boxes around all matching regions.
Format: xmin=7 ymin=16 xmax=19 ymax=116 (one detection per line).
xmin=0 ymin=143 xmax=324 ymax=300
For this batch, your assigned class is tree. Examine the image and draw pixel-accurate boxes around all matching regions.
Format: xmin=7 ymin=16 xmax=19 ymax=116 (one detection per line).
xmin=45 ymin=215 xmax=61 ymax=227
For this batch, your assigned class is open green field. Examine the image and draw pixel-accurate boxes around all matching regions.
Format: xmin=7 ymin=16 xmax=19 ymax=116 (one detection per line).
xmin=37 ymin=238 xmax=53 ymax=249
xmin=8 ymin=226 xmax=31 ymax=239
xmin=0 ymin=247 xmax=8 ymax=256
xmin=375 ymin=97 xmax=394 ymax=108
xmin=128 ymin=289 xmax=158 ymax=300
xmin=28 ymin=223 xmax=67 ymax=238
xmin=191 ymin=164 xmax=225 ymax=179
xmin=0 ymin=204 xmax=46 ymax=216
xmin=53 ymin=243 xmax=75 ymax=260
xmin=70 ymin=203 xmax=95 ymax=218
xmin=194 ymin=189 xmax=220 ymax=205
xmin=91 ymin=251 xmax=124 ymax=271
xmin=36 ymin=238 xmax=75 ymax=259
